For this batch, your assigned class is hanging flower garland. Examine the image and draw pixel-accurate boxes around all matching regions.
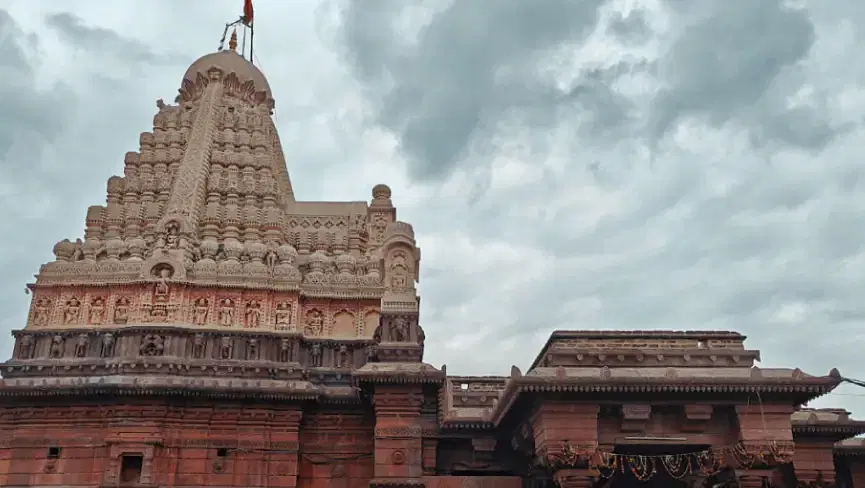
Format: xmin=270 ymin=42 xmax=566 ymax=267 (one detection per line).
xmin=545 ymin=440 xmax=794 ymax=482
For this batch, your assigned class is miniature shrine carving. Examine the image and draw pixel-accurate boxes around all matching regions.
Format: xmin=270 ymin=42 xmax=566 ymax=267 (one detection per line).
xmin=247 ymin=338 xmax=259 ymax=360
xmin=63 ymin=297 xmax=81 ymax=324
xmin=153 ymin=265 xmax=173 ymax=301
xmin=337 ymin=344 xmax=349 ymax=368
xmin=391 ymin=317 xmax=409 ymax=342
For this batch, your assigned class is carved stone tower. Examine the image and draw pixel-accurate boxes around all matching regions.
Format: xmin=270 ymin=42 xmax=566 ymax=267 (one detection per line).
xmin=2 ymin=47 xmax=434 ymax=488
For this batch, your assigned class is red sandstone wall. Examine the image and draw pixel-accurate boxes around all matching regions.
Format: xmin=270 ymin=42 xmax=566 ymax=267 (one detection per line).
xmin=0 ymin=402 xmax=356 ymax=488
xmin=851 ymin=459 xmax=865 ymax=488
xmin=424 ymin=475 xmax=522 ymax=488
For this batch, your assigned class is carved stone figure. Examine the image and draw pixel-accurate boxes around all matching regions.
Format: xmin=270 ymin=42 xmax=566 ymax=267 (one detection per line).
xmin=193 ymin=298 xmax=209 ymax=325
xmin=391 ymin=317 xmax=408 ymax=342
xmin=140 ymin=335 xmax=165 ymax=357
xmin=71 ymin=238 xmax=84 ymax=261
xmin=245 ymin=300 xmax=261 ymax=328
xmin=154 ymin=267 xmax=171 ymax=301
xmin=89 ymin=298 xmax=105 ymax=325
xmin=113 ymin=297 xmax=130 ymax=324
xmin=33 ymin=299 xmax=51 ymax=326
xmin=279 ymin=338 xmax=292 ymax=362
xmin=18 ymin=335 xmax=34 ymax=359
xmin=304 ymin=309 xmax=324 ymax=336
xmin=63 ymin=298 xmax=81 ymax=325
xmin=265 ymin=250 xmax=278 ymax=272
xmin=50 ymin=335 xmax=64 ymax=358
xmin=274 ymin=302 xmax=291 ymax=329
xmin=75 ymin=334 xmax=89 ymax=358
xmin=220 ymin=336 xmax=233 ymax=359
xmin=337 ymin=344 xmax=349 ymax=368
xmin=164 ymin=221 xmax=180 ymax=249
xmin=218 ymin=299 xmax=234 ymax=327
xmin=310 ymin=343 xmax=322 ymax=367
xmin=192 ymin=333 xmax=205 ymax=358
xmin=101 ymin=333 xmax=115 ymax=358
xmin=247 ymin=338 xmax=259 ymax=360
xmin=366 ymin=344 xmax=377 ymax=363
xmin=390 ymin=275 xmax=408 ymax=293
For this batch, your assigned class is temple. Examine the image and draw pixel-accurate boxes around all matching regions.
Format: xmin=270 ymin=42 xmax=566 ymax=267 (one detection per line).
xmin=1 ymin=43 xmax=864 ymax=488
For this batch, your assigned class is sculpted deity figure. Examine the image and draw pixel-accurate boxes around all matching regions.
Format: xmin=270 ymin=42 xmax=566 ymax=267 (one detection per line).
xmin=113 ymin=297 xmax=130 ymax=324
xmin=154 ymin=268 xmax=171 ymax=301
xmin=265 ymin=250 xmax=278 ymax=272
xmin=337 ymin=344 xmax=349 ymax=368
xmin=101 ymin=333 xmax=115 ymax=358
xmin=50 ymin=335 xmax=64 ymax=358
xmin=18 ymin=335 xmax=34 ymax=359
xmin=192 ymin=333 xmax=205 ymax=359
xmin=89 ymin=298 xmax=105 ymax=325
xmin=63 ymin=298 xmax=81 ymax=325
xmin=193 ymin=298 xmax=209 ymax=325
xmin=391 ymin=317 xmax=408 ymax=342
xmin=247 ymin=338 xmax=259 ymax=360
xmin=245 ymin=301 xmax=261 ymax=329
xmin=304 ymin=309 xmax=324 ymax=336
xmin=310 ymin=343 xmax=322 ymax=367
xmin=164 ymin=221 xmax=180 ymax=249
xmin=274 ymin=303 xmax=291 ymax=329
xmin=75 ymin=334 xmax=89 ymax=358
xmin=220 ymin=336 xmax=233 ymax=359
xmin=218 ymin=299 xmax=234 ymax=327
xmin=390 ymin=275 xmax=408 ymax=293
xmin=71 ymin=238 xmax=84 ymax=261
xmin=140 ymin=334 xmax=165 ymax=357
xmin=279 ymin=338 xmax=292 ymax=362
xmin=33 ymin=299 xmax=51 ymax=326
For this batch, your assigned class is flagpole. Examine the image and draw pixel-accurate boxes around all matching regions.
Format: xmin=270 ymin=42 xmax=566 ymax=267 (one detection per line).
xmin=249 ymin=22 xmax=254 ymax=65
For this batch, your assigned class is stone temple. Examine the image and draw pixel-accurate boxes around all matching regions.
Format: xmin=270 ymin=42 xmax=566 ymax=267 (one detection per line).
xmin=1 ymin=46 xmax=864 ymax=488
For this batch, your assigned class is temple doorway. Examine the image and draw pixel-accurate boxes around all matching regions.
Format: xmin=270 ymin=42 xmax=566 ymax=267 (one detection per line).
xmin=603 ymin=445 xmax=713 ymax=488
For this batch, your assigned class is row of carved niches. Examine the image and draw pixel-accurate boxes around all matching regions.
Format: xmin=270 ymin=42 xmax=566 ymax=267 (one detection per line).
xmin=373 ymin=313 xmax=426 ymax=362
xmin=27 ymin=287 xmax=382 ymax=338
xmin=7 ymin=328 xmax=384 ymax=378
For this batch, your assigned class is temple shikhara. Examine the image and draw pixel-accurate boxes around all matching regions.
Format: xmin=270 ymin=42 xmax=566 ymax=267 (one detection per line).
xmin=2 ymin=36 xmax=865 ymax=488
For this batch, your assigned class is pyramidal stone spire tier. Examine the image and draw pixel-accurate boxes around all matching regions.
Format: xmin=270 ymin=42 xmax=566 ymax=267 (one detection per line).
xmin=17 ymin=50 xmax=423 ymax=355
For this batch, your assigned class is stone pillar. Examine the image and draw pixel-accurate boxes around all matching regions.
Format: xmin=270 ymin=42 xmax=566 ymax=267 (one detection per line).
xmin=735 ymin=404 xmax=795 ymax=486
xmin=850 ymin=458 xmax=865 ymax=487
xmin=793 ymin=442 xmax=836 ymax=487
xmin=268 ymin=408 xmax=302 ymax=488
xmin=371 ymin=385 xmax=425 ymax=487
xmin=531 ymin=402 xmax=600 ymax=486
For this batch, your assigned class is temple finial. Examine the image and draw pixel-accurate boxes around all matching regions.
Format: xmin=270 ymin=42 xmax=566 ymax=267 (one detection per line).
xmin=228 ymin=28 xmax=238 ymax=51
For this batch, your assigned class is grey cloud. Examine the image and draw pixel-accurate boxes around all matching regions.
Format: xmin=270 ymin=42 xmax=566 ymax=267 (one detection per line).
xmin=337 ymin=0 xmax=609 ymax=181
xmin=44 ymin=12 xmax=184 ymax=65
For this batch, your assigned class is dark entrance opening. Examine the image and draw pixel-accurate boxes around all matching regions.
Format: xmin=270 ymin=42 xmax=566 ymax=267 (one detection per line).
xmin=119 ymin=454 xmax=144 ymax=485
xmin=606 ymin=445 xmax=712 ymax=488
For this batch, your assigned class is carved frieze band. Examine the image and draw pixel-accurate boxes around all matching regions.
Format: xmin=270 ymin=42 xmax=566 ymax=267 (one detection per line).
xmin=0 ymin=437 xmax=299 ymax=450
xmin=375 ymin=426 xmax=423 ymax=438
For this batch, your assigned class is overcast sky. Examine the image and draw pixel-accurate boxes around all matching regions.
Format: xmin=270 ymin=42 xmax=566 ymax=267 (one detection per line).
xmin=1 ymin=0 xmax=864 ymax=414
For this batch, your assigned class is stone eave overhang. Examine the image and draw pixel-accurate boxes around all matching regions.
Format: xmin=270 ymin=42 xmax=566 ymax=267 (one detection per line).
xmin=793 ymin=424 xmax=865 ymax=439
xmin=489 ymin=375 xmax=840 ymax=426
xmin=0 ymin=376 xmax=359 ymax=403
xmin=834 ymin=439 xmax=865 ymax=456
xmin=352 ymin=362 xmax=445 ymax=385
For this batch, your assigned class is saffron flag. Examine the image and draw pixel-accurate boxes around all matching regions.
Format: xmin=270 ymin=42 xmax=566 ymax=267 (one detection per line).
xmin=243 ymin=0 xmax=254 ymax=26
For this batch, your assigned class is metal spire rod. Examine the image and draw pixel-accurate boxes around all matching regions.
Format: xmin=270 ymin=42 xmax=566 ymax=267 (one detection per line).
xmin=218 ymin=17 xmax=244 ymax=52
